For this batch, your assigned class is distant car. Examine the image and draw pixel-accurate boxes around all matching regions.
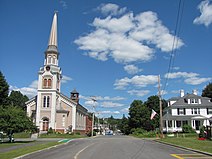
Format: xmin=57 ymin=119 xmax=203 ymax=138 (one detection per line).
xmin=105 ymin=130 xmax=113 ymax=135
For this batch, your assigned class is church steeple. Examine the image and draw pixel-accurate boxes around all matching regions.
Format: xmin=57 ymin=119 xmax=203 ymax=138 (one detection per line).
xmin=48 ymin=12 xmax=57 ymax=47
xmin=45 ymin=12 xmax=59 ymax=66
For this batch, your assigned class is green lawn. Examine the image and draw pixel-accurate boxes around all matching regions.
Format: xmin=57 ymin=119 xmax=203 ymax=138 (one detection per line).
xmin=0 ymin=141 xmax=61 ymax=159
xmin=160 ymin=137 xmax=212 ymax=154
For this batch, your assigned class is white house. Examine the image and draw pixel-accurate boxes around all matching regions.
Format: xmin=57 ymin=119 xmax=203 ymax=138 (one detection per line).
xmin=163 ymin=90 xmax=212 ymax=133
xmin=26 ymin=12 xmax=88 ymax=134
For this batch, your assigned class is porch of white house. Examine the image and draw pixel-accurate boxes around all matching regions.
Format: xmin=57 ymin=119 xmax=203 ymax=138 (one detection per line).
xmin=163 ymin=116 xmax=210 ymax=133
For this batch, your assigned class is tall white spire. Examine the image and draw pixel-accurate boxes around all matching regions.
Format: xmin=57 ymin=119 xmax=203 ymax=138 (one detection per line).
xmin=48 ymin=12 xmax=57 ymax=47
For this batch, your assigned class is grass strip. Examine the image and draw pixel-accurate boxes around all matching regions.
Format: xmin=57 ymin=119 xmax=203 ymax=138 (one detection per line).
xmin=161 ymin=137 xmax=212 ymax=154
xmin=39 ymin=133 xmax=87 ymax=138
xmin=0 ymin=141 xmax=61 ymax=159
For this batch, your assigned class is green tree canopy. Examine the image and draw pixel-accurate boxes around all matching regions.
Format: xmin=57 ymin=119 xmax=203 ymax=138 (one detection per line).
xmin=202 ymin=83 xmax=212 ymax=101
xmin=0 ymin=71 xmax=9 ymax=105
xmin=128 ymin=100 xmax=143 ymax=129
xmin=0 ymin=105 xmax=37 ymax=135
xmin=8 ymin=90 xmax=29 ymax=110
xmin=117 ymin=114 xmax=130 ymax=135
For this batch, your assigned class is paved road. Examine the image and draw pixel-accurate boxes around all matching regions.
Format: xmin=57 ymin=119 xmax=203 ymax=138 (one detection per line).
xmin=20 ymin=136 xmax=211 ymax=159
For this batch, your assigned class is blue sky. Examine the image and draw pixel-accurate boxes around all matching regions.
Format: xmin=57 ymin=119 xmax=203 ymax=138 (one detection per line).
xmin=0 ymin=0 xmax=212 ymax=118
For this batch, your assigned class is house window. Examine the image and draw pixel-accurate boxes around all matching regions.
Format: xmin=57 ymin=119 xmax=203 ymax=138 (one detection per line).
xmin=191 ymin=99 xmax=198 ymax=104
xmin=168 ymin=121 xmax=172 ymax=127
xmin=207 ymin=108 xmax=212 ymax=115
xmin=191 ymin=108 xmax=200 ymax=114
xmin=177 ymin=108 xmax=186 ymax=115
xmin=62 ymin=115 xmax=65 ymax=127
xmin=43 ymin=96 xmax=50 ymax=108
xmin=176 ymin=121 xmax=181 ymax=127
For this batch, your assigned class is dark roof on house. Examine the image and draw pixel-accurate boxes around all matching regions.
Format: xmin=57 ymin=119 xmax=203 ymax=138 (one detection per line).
xmin=167 ymin=97 xmax=180 ymax=102
xmin=168 ymin=93 xmax=212 ymax=108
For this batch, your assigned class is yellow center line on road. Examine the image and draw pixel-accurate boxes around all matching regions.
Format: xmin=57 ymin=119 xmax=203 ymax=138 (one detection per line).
xmin=171 ymin=154 xmax=212 ymax=159
xmin=171 ymin=154 xmax=184 ymax=159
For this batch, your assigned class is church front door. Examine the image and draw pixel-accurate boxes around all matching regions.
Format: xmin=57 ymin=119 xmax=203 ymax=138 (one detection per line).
xmin=42 ymin=119 xmax=49 ymax=131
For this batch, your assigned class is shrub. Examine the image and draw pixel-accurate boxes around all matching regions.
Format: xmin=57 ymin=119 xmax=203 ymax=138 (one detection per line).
xmin=182 ymin=125 xmax=196 ymax=133
xmin=75 ymin=132 xmax=81 ymax=135
xmin=199 ymin=126 xmax=206 ymax=138
xmin=47 ymin=127 xmax=54 ymax=134
xmin=86 ymin=131 xmax=96 ymax=137
xmin=131 ymin=128 xmax=156 ymax=138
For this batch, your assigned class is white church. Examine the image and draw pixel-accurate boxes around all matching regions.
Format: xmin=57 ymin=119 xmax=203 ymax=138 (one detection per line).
xmin=26 ymin=12 xmax=89 ymax=134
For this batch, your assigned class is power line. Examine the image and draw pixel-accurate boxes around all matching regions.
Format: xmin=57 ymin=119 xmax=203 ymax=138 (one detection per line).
xmin=162 ymin=0 xmax=185 ymax=98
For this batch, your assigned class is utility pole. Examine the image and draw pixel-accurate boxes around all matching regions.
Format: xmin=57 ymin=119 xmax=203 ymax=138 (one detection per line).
xmin=91 ymin=97 xmax=96 ymax=137
xmin=158 ymin=75 xmax=164 ymax=138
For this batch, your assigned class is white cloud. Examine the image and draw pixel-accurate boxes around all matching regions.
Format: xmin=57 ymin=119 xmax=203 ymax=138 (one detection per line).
xmin=59 ymin=0 xmax=68 ymax=9
xmin=93 ymin=13 xmax=134 ymax=33
xmin=10 ymin=80 xmax=38 ymax=99
xmin=80 ymin=95 xmax=125 ymax=101
xmin=120 ymin=107 xmax=129 ymax=113
xmin=172 ymin=66 xmax=180 ymax=70
xmin=165 ymin=72 xmax=212 ymax=85
xmin=99 ymin=110 xmax=120 ymax=114
xmin=130 ymin=11 xmax=184 ymax=52
xmin=165 ymin=72 xmax=199 ymax=79
xmin=193 ymin=0 xmax=212 ymax=27
xmin=157 ymin=90 xmax=168 ymax=96
xmin=97 ymin=3 xmax=127 ymax=16
xmin=75 ymin=4 xmax=183 ymax=64
xmin=124 ymin=64 xmax=143 ymax=74
xmin=127 ymin=89 xmax=150 ymax=97
xmin=171 ymin=90 xmax=181 ymax=94
xmin=184 ymin=77 xmax=212 ymax=85
xmin=100 ymin=101 xmax=124 ymax=108
xmin=61 ymin=75 xmax=72 ymax=83
xmin=82 ymin=95 xmax=125 ymax=108
xmin=114 ymin=75 xmax=158 ymax=90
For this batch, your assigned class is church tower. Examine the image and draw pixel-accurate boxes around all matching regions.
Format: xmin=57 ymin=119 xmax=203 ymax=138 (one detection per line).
xmin=36 ymin=12 xmax=62 ymax=131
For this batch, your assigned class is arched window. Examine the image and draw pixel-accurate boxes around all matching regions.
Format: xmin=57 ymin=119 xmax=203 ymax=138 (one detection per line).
xmin=43 ymin=96 xmax=50 ymax=108
xmin=47 ymin=55 xmax=51 ymax=64
xmin=43 ymin=79 xmax=47 ymax=87
xmin=47 ymin=96 xmax=50 ymax=107
xmin=43 ymin=77 xmax=52 ymax=88
xmin=43 ymin=96 xmax=46 ymax=107
xmin=52 ymin=56 xmax=56 ymax=65
xmin=48 ymin=79 xmax=51 ymax=87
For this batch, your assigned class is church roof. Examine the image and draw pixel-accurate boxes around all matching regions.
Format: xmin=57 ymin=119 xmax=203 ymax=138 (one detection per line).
xmin=71 ymin=89 xmax=79 ymax=94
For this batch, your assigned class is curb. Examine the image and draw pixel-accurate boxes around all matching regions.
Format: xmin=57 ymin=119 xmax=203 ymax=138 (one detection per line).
xmin=152 ymin=139 xmax=212 ymax=157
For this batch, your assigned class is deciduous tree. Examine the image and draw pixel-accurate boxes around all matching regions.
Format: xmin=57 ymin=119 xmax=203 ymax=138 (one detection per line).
xmin=0 ymin=71 xmax=9 ymax=105
xmin=202 ymin=83 xmax=212 ymax=101
xmin=0 ymin=105 xmax=37 ymax=142
xmin=8 ymin=90 xmax=29 ymax=110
